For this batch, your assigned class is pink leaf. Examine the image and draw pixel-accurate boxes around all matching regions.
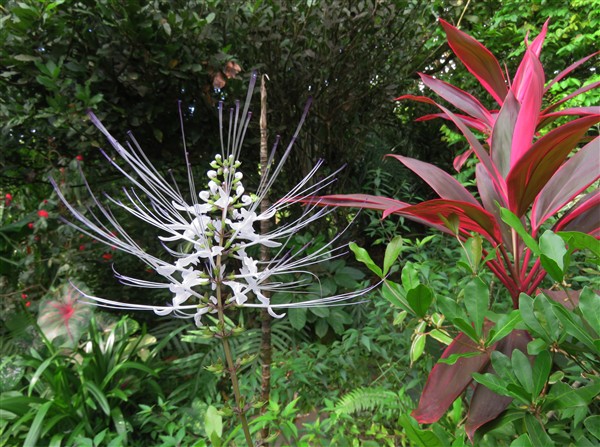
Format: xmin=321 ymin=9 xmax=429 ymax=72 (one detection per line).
xmin=476 ymin=164 xmax=511 ymax=247
xmin=506 ymin=115 xmax=600 ymax=216
xmin=440 ymin=19 xmax=508 ymax=105
xmin=491 ymin=91 xmax=520 ymax=178
xmin=388 ymin=199 xmax=502 ymax=244
xmin=524 ymin=19 xmax=549 ymax=57
xmin=453 ymin=148 xmax=474 ymax=171
xmin=418 ymin=73 xmax=494 ymax=125
xmin=385 ymin=154 xmax=480 ymax=206
xmin=412 ymin=321 xmax=496 ymax=424
xmin=532 ymin=137 xmax=600 ymax=233
xmin=555 ymin=190 xmax=600 ymax=235
xmin=510 ymin=49 xmax=545 ymax=167
xmin=416 ymin=113 xmax=490 ymax=134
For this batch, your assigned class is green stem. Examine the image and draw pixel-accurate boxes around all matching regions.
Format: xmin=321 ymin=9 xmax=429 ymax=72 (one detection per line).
xmin=215 ymin=258 xmax=253 ymax=446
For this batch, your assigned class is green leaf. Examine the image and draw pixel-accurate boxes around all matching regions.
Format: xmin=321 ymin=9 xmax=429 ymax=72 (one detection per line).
xmin=584 ymin=415 xmax=600 ymax=441
xmin=545 ymin=382 xmax=588 ymax=409
xmin=309 ymin=306 xmax=329 ymax=318
xmin=511 ymin=350 xmax=533 ymax=396
xmin=558 ymin=231 xmax=600 ymax=258
xmin=487 ymin=310 xmax=522 ymax=346
xmin=315 ymin=319 xmax=328 ymax=338
xmin=383 ymin=235 xmax=403 ymax=276
xmin=23 ymin=401 xmax=53 ymax=447
xmin=410 ymin=333 xmax=426 ymax=364
xmin=472 ymin=372 xmax=508 ymax=395
xmin=464 ymin=277 xmax=488 ymax=336
xmin=550 ymin=300 xmax=598 ymax=353
xmin=579 ymin=288 xmax=600 ymax=336
xmin=205 ymin=405 xmax=223 ymax=438
xmin=524 ymin=414 xmax=554 ymax=446
xmin=539 ymin=230 xmax=567 ymax=271
xmin=510 ymin=434 xmax=533 ymax=447
xmin=83 ymin=382 xmax=110 ymax=416
xmin=349 ymin=242 xmax=382 ymax=277
xmin=381 ymin=281 xmax=411 ymax=312
xmin=406 ymin=284 xmax=434 ymax=318
xmin=429 ymin=329 xmax=454 ymax=345
xmin=532 ymin=350 xmax=551 ymax=398
xmin=401 ymin=261 xmax=419 ymax=291
xmin=438 ymin=351 xmax=485 ymax=365
xmin=464 ymin=235 xmax=483 ymax=272
xmin=499 ymin=208 xmax=539 ymax=255
xmin=397 ymin=414 xmax=444 ymax=447
xmin=288 ymin=307 xmax=307 ymax=330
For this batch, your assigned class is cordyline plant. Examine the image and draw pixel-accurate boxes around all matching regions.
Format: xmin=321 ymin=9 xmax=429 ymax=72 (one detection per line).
xmin=307 ymin=19 xmax=599 ymax=440
xmin=51 ymin=73 xmax=370 ymax=445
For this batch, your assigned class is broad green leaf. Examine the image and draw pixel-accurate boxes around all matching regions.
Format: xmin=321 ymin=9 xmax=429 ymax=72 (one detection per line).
xmin=539 ymin=230 xmax=567 ymax=281
xmin=524 ymin=414 xmax=554 ymax=447
xmin=464 ymin=277 xmax=488 ymax=336
xmin=545 ymin=382 xmax=588 ymax=409
xmin=532 ymin=350 xmax=551 ymax=397
xmin=499 ymin=208 xmax=539 ymax=255
xmin=383 ymin=235 xmax=403 ymax=276
xmin=382 ymin=281 xmax=411 ymax=312
xmin=472 ymin=372 xmax=508 ymax=395
xmin=309 ymin=306 xmax=329 ymax=318
xmin=464 ymin=235 xmax=483 ymax=272
xmin=511 ymin=350 xmax=533 ymax=395
xmin=452 ymin=317 xmax=480 ymax=343
xmin=539 ymin=254 xmax=564 ymax=283
xmin=558 ymin=231 xmax=600 ymax=258
xmin=510 ymin=434 xmax=533 ymax=447
xmin=397 ymin=414 xmax=444 ymax=447
xmin=288 ymin=307 xmax=307 ymax=330
xmin=315 ymin=319 xmax=328 ymax=338
xmin=406 ymin=284 xmax=434 ymax=318
xmin=579 ymin=288 xmax=600 ymax=336
xmin=205 ymin=405 xmax=223 ymax=438
xmin=584 ymin=415 xmax=600 ymax=441
xmin=401 ymin=261 xmax=419 ymax=291
xmin=349 ymin=242 xmax=382 ymax=277
xmin=550 ymin=300 xmax=598 ymax=353
xmin=487 ymin=310 xmax=522 ymax=346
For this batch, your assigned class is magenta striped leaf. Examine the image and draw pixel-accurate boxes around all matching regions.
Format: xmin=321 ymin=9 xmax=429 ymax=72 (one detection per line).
xmin=440 ymin=19 xmax=507 ymax=105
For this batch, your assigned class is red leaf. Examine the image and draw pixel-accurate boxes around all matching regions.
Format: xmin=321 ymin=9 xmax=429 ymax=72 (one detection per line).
xmin=506 ymin=115 xmax=600 ymax=216
xmin=491 ymin=91 xmax=520 ymax=178
xmin=440 ymin=19 xmax=508 ymax=105
xmin=476 ymin=164 xmax=511 ymax=247
xmin=412 ymin=321 xmax=495 ymax=424
xmin=465 ymin=330 xmax=532 ymax=442
xmin=453 ymin=148 xmax=474 ymax=171
xmin=300 ymin=193 xmax=409 ymax=212
xmin=510 ymin=49 xmax=545 ymax=167
xmin=388 ymin=199 xmax=502 ymax=244
xmin=532 ymin=137 xmax=600 ymax=233
xmin=385 ymin=154 xmax=480 ymax=206
xmin=416 ymin=113 xmax=490 ymax=134
xmin=524 ymin=19 xmax=549 ymax=57
xmin=555 ymin=190 xmax=600 ymax=235
xmin=418 ymin=73 xmax=494 ymax=125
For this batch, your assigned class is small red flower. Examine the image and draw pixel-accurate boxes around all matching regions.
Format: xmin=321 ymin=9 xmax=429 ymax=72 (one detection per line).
xmin=43 ymin=200 xmax=48 ymax=204
xmin=21 ymin=293 xmax=28 ymax=299
xmin=38 ymin=210 xmax=49 ymax=218
xmin=4 ymin=193 xmax=12 ymax=206
xmin=76 ymin=155 xmax=84 ymax=161
xmin=25 ymin=301 xmax=31 ymax=307
xmin=28 ymin=222 xmax=34 ymax=229
xmin=79 ymin=244 xmax=86 ymax=251
xmin=102 ymin=253 xmax=113 ymax=261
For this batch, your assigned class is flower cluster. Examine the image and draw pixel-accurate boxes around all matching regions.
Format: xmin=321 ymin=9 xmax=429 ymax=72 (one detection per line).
xmin=52 ymin=73 xmax=370 ymax=327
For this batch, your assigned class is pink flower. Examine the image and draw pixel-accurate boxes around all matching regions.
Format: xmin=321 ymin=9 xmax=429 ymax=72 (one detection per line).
xmin=102 ymin=253 xmax=113 ymax=261
xmin=21 ymin=293 xmax=27 ymax=299
xmin=28 ymin=223 xmax=34 ymax=229
xmin=76 ymin=155 xmax=84 ymax=161
xmin=4 ymin=193 xmax=12 ymax=206
xmin=79 ymin=244 xmax=86 ymax=251
xmin=38 ymin=210 xmax=49 ymax=218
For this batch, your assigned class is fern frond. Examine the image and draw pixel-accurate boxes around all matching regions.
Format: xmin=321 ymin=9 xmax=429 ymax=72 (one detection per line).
xmin=335 ymin=386 xmax=408 ymax=416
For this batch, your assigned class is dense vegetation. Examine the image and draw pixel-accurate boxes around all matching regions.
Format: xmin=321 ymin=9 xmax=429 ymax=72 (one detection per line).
xmin=1 ymin=1 xmax=599 ymax=446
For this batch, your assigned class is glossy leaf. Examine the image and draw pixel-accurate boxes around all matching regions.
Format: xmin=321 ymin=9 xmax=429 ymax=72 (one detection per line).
xmin=506 ymin=114 xmax=600 ymax=216
xmin=418 ymin=72 xmax=493 ymax=124
xmin=539 ymin=230 xmax=567 ymax=282
xmin=398 ymin=414 xmax=444 ymax=447
xmin=524 ymin=413 xmax=554 ymax=447
xmin=532 ymin=350 xmax=552 ymax=398
xmin=532 ymin=137 xmax=600 ymax=232
xmin=439 ymin=19 xmax=507 ymax=105
xmin=579 ymin=288 xmax=600 ymax=336
xmin=487 ymin=310 xmax=522 ymax=346
xmin=386 ymin=154 xmax=480 ymax=206
xmin=464 ymin=277 xmax=488 ymax=337
xmin=491 ymin=91 xmax=519 ymax=178
xmin=499 ymin=208 xmax=539 ymax=255
xmin=382 ymin=280 xmax=411 ymax=313
xmin=382 ymin=236 xmax=403 ymax=276
xmin=406 ymin=284 xmax=434 ymax=318
xmin=349 ymin=242 xmax=382 ymax=277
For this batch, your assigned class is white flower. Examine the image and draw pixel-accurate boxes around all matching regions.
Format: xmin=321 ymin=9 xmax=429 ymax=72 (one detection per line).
xmin=52 ymin=72 xmax=372 ymax=327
